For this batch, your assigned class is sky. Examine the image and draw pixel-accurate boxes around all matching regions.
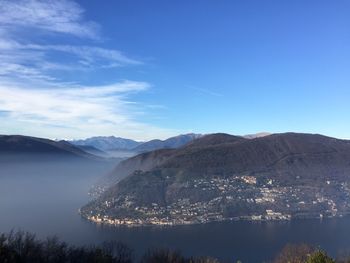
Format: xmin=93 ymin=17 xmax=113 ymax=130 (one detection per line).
xmin=0 ymin=0 xmax=349 ymax=140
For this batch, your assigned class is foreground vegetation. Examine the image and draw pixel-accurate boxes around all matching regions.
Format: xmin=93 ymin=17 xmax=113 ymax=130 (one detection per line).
xmin=1 ymin=231 xmax=349 ymax=262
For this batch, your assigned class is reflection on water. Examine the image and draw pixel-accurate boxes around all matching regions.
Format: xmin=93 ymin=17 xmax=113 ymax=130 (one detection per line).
xmin=1 ymin=161 xmax=350 ymax=262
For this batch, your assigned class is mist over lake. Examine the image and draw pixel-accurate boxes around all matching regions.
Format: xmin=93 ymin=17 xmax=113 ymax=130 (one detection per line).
xmin=1 ymin=159 xmax=350 ymax=262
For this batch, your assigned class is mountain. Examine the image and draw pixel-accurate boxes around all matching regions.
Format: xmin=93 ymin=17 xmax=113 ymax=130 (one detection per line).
xmin=70 ymin=136 xmax=142 ymax=151
xmin=0 ymin=135 xmax=99 ymax=162
xmin=81 ymin=133 xmax=350 ymax=226
xmin=132 ymin=133 xmax=202 ymax=153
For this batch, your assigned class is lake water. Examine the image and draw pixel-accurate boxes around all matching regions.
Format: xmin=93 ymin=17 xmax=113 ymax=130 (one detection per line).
xmin=1 ymin=161 xmax=350 ymax=262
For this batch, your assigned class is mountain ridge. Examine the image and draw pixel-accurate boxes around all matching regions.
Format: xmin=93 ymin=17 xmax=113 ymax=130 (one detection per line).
xmin=0 ymin=135 xmax=101 ymax=161
xmin=70 ymin=136 xmax=142 ymax=151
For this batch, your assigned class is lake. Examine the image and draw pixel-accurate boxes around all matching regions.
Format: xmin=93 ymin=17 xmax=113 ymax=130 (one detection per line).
xmin=1 ymin=161 xmax=350 ymax=262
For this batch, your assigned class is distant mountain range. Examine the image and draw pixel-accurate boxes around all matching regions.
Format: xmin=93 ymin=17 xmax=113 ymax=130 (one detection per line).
xmin=0 ymin=133 xmax=202 ymax=162
xmin=0 ymin=133 xmax=203 ymax=162
xmin=70 ymin=136 xmax=142 ymax=151
xmin=70 ymin=134 xmax=203 ymax=156
xmin=81 ymin=132 xmax=350 ymax=226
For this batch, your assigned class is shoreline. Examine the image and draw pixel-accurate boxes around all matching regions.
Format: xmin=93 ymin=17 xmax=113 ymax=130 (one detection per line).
xmin=80 ymin=212 xmax=350 ymax=228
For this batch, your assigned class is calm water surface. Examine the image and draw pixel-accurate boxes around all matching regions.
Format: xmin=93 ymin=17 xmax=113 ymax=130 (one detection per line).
xmin=1 ymin=161 xmax=350 ymax=262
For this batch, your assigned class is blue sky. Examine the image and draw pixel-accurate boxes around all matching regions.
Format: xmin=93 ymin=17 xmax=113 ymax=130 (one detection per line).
xmin=0 ymin=0 xmax=349 ymax=140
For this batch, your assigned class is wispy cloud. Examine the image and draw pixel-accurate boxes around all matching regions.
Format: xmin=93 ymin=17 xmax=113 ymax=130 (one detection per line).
xmin=25 ymin=44 xmax=142 ymax=67
xmin=0 ymin=0 xmax=174 ymax=140
xmin=0 ymin=40 xmax=142 ymax=83
xmin=0 ymin=0 xmax=142 ymax=82
xmin=0 ymin=0 xmax=99 ymax=39
xmin=186 ymin=85 xmax=223 ymax=97
xmin=0 ymin=80 xmax=175 ymax=140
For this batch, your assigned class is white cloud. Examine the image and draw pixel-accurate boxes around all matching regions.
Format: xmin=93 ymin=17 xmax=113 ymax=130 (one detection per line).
xmin=0 ymin=0 xmax=99 ymax=39
xmin=0 ymin=81 xmax=176 ymax=140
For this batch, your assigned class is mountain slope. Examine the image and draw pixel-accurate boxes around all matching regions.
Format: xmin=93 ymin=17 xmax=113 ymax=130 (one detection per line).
xmin=132 ymin=133 xmax=202 ymax=153
xmin=95 ymin=148 xmax=176 ymax=189
xmin=82 ymin=133 xmax=350 ymax=226
xmin=95 ymin=133 xmax=236 ymax=187
xmin=75 ymin=145 xmax=108 ymax=157
xmin=0 ymin=135 xmax=99 ymax=161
